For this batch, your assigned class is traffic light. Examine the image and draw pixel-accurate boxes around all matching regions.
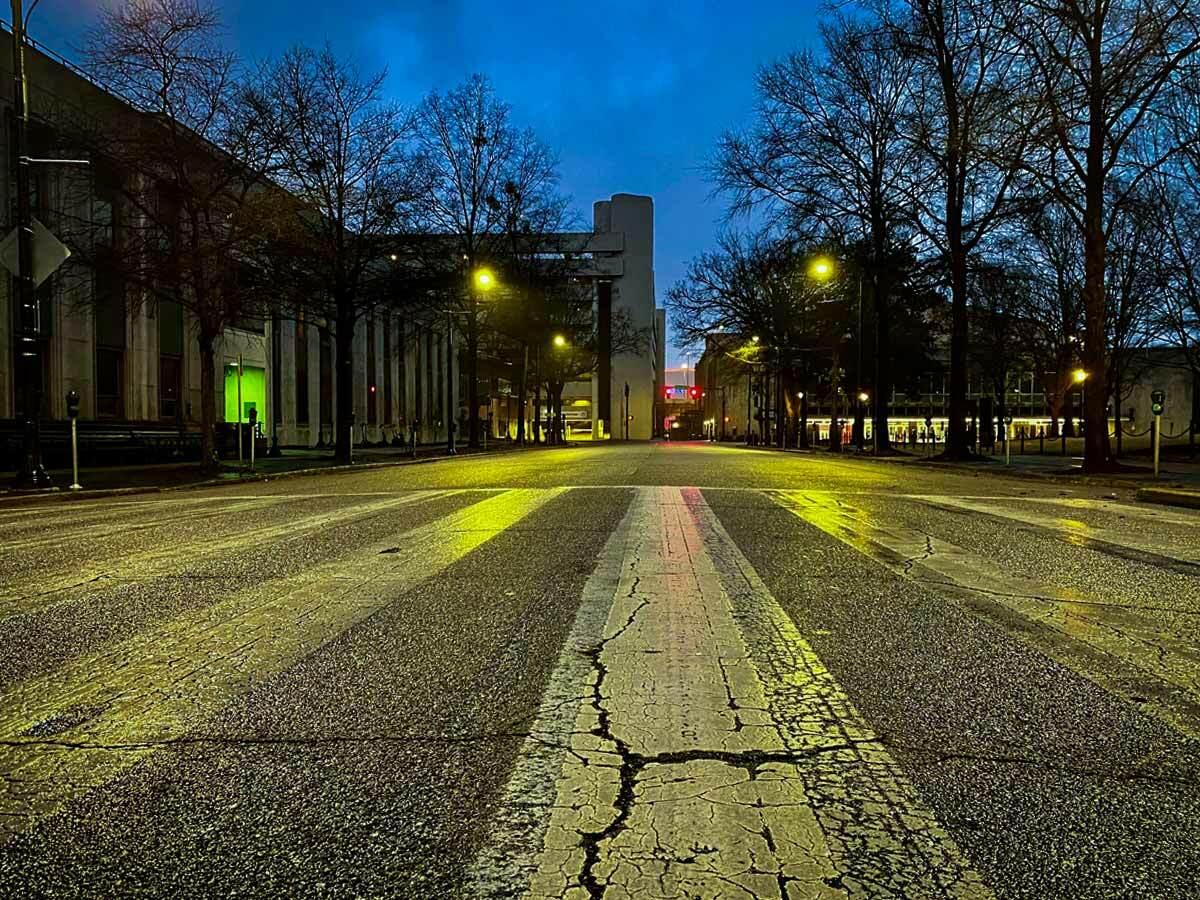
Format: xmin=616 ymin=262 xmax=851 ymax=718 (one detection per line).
xmin=66 ymin=390 xmax=80 ymax=419
xmin=664 ymin=387 xmax=671 ymax=399
xmin=1151 ymin=390 xmax=1165 ymax=416
xmin=689 ymin=387 xmax=700 ymax=400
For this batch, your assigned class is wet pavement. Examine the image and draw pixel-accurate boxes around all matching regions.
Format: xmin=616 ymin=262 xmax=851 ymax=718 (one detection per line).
xmin=0 ymin=442 xmax=1197 ymax=898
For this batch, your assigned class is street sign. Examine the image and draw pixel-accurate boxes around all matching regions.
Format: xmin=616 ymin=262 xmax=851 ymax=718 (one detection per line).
xmin=0 ymin=218 xmax=71 ymax=287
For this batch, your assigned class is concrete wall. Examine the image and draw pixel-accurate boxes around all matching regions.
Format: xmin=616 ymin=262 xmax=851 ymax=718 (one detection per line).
xmin=593 ymin=194 xmax=658 ymax=440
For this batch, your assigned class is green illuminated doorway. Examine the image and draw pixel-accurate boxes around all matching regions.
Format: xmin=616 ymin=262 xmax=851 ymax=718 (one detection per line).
xmin=223 ymin=364 xmax=266 ymax=423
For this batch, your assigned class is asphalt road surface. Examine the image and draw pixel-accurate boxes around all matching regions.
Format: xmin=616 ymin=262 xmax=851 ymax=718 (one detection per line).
xmin=1 ymin=442 xmax=1198 ymax=899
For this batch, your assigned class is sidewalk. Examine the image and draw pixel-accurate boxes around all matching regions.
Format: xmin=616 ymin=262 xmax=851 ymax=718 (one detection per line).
xmin=0 ymin=441 xmax=517 ymax=503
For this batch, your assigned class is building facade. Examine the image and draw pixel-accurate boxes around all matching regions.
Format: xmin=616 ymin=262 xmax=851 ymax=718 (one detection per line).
xmin=1 ymin=35 xmax=662 ymax=465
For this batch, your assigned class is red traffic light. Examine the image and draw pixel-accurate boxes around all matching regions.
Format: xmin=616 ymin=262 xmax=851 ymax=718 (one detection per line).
xmin=689 ymin=387 xmax=700 ymax=399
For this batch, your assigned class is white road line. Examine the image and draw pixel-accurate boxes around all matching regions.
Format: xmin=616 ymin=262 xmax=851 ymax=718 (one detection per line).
xmin=773 ymin=491 xmax=1200 ymax=739
xmin=473 ymin=488 xmax=988 ymax=899
xmin=909 ymin=495 xmax=1200 ymax=563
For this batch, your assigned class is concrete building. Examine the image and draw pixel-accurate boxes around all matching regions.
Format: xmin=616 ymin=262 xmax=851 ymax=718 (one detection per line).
xmin=0 ymin=33 xmax=662 ymax=467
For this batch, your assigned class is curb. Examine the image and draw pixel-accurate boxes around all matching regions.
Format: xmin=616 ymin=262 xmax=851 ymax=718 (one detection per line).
xmin=1136 ymin=487 xmax=1200 ymax=510
xmin=0 ymin=444 xmax=541 ymax=506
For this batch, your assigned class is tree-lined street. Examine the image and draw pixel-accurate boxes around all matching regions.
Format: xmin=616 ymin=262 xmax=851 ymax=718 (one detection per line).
xmin=2 ymin=443 xmax=1198 ymax=897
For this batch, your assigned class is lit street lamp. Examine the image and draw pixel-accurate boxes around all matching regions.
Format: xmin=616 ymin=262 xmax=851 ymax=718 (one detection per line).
xmin=465 ymin=267 xmax=496 ymax=449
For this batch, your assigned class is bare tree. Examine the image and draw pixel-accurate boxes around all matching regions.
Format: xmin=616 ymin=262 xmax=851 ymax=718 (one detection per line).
xmin=256 ymin=45 xmax=421 ymax=464
xmin=716 ymin=14 xmax=918 ymax=452
xmin=67 ymin=0 xmax=278 ymax=473
xmin=1103 ymin=184 xmax=1165 ymax=453
xmin=667 ymin=232 xmax=848 ymax=448
xmin=1001 ymin=201 xmax=1085 ymax=437
xmin=413 ymin=74 xmax=559 ymax=448
xmin=892 ymin=0 xmax=1032 ymax=459
xmin=1000 ymin=0 xmax=1200 ymax=471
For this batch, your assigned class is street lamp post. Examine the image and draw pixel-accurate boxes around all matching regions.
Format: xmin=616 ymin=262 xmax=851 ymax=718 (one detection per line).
xmin=447 ymin=308 xmax=456 ymax=455
xmin=10 ymin=2 xmax=46 ymax=488
xmin=467 ymin=267 xmax=495 ymax=449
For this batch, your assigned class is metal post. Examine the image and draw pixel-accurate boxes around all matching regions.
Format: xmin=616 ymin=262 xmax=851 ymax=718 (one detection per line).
xmin=69 ymin=417 xmax=81 ymax=490
xmin=624 ymin=382 xmax=630 ymax=440
xmin=249 ymin=408 xmax=257 ymax=471
xmin=1005 ymin=422 xmax=1011 ymax=465
xmin=1153 ymin=414 xmax=1162 ymax=478
xmin=447 ymin=310 xmax=456 ymax=455
xmin=856 ymin=274 xmax=864 ymax=452
xmin=236 ymin=355 xmax=244 ymax=464
xmin=10 ymin=1 xmax=48 ymax=488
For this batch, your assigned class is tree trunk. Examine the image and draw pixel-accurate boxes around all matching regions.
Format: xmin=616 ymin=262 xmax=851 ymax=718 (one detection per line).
xmin=775 ymin=370 xmax=785 ymax=448
xmin=516 ymin=342 xmax=528 ymax=444
xmin=873 ymin=277 xmax=892 ymax=454
xmin=798 ymin=389 xmax=808 ymax=448
xmin=334 ymin=314 xmax=355 ymax=464
xmin=1081 ymin=48 xmax=1115 ymax=472
xmin=1113 ymin=382 xmax=1123 ymax=457
xmin=467 ymin=302 xmax=480 ymax=448
xmin=198 ymin=331 xmax=218 ymax=474
xmin=946 ymin=250 xmax=970 ymax=459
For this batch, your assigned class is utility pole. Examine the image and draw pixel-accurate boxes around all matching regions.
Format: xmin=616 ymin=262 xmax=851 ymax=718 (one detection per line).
xmin=855 ymin=273 xmax=864 ymax=452
xmin=624 ymin=381 xmax=630 ymax=440
xmin=447 ymin=310 xmax=456 ymax=455
xmin=10 ymin=0 xmax=47 ymax=488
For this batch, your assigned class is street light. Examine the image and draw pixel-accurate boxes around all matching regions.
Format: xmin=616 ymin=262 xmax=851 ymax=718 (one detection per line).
xmin=474 ymin=268 xmax=495 ymax=291
xmin=751 ymin=335 xmax=760 ymax=344
xmin=808 ymin=256 xmax=835 ymax=281
xmin=1073 ymin=368 xmax=1088 ymax=384
xmin=553 ymin=333 xmax=568 ymax=348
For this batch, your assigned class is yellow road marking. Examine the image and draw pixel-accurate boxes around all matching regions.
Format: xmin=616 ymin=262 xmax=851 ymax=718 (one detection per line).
xmin=773 ymin=490 xmax=1200 ymax=738
xmin=0 ymin=488 xmax=564 ymax=841
xmin=0 ymin=489 xmax=462 ymax=614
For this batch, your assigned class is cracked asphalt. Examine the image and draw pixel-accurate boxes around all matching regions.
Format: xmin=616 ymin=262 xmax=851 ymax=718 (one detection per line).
xmin=0 ymin=442 xmax=1198 ymax=898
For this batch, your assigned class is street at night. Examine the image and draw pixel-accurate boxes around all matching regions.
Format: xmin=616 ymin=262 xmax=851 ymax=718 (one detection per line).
xmin=1 ymin=443 xmax=1198 ymax=898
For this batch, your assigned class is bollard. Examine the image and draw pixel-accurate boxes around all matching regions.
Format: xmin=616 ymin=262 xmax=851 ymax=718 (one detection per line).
xmin=248 ymin=407 xmax=257 ymax=471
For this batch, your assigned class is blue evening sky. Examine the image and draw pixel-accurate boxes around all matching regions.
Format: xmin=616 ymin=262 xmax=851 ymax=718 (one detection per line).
xmin=31 ymin=1 xmax=823 ymax=364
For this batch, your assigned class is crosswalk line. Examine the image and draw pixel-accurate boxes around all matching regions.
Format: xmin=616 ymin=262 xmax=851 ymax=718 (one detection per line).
xmin=0 ymin=497 xmax=288 ymax=553
xmin=773 ymin=491 xmax=1200 ymax=739
xmin=0 ymin=488 xmax=563 ymax=842
xmin=910 ymin=495 xmax=1200 ymax=567
xmin=0 ymin=488 xmax=470 ymax=614
xmin=472 ymin=487 xmax=989 ymax=898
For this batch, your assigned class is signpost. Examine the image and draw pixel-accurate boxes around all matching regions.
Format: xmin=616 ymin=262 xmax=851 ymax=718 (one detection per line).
xmin=1151 ymin=390 xmax=1165 ymax=478
xmin=66 ymin=390 xmax=81 ymax=490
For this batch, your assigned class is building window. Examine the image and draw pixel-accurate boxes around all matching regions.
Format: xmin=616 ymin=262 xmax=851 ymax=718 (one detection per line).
xmin=95 ymin=265 xmax=126 ymax=419
xmin=383 ymin=313 xmax=393 ymax=424
xmin=413 ymin=326 xmax=422 ymax=423
xmin=158 ymin=299 xmax=183 ymax=421
xmin=367 ymin=314 xmax=378 ymax=426
xmin=319 ymin=326 xmax=332 ymax=426
xmin=295 ymin=317 xmax=309 ymax=424
xmin=96 ymin=347 xmax=123 ymax=418
xmin=159 ymin=355 xmax=182 ymax=421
